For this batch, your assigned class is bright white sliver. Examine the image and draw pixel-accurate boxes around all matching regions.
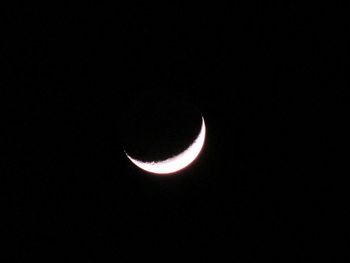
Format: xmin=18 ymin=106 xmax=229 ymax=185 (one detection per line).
xmin=125 ymin=116 xmax=206 ymax=174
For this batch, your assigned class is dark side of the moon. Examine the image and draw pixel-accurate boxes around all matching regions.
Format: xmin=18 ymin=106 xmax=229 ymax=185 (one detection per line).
xmin=122 ymin=94 xmax=202 ymax=163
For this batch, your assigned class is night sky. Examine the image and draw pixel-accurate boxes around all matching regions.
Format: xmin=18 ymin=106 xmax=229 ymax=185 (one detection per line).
xmin=2 ymin=3 xmax=347 ymax=261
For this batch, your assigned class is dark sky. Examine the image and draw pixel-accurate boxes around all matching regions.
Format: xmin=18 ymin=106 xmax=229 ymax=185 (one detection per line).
xmin=2 ymin=3 xmax=347 ymax=261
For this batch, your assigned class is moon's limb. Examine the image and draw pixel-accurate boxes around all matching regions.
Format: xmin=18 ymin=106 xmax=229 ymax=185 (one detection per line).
xmin=125 ymin=116 xmax=206 ymax=175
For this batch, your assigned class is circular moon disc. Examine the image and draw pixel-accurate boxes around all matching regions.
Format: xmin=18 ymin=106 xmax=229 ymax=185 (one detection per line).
xmin=125 ymin=116 xmax=206 ymax=175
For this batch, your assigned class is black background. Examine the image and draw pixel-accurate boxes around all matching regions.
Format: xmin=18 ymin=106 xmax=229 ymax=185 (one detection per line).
xmin=1 ymin=2 xmax=347 ymax=261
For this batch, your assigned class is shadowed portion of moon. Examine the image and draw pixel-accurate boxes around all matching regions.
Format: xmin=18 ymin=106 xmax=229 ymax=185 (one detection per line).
xmin=123 ymin=93 xmax=202 ymax=163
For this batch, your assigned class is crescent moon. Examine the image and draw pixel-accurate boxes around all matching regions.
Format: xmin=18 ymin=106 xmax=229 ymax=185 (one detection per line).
xmin=125 ymin=116 xmax=206 ymax=175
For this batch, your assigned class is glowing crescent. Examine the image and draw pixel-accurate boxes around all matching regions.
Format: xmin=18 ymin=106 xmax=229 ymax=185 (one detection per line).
xmin=125 ymin=116 xmax=206 ymax=175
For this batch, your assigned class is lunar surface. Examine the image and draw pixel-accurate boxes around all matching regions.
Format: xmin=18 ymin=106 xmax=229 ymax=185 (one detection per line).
xmin=125 ymin=116 xmax=206 ymax=175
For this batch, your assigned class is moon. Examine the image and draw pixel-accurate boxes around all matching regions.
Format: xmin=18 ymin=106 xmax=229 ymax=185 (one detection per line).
xmin=125 ymin=116 xmax=206 ymax=175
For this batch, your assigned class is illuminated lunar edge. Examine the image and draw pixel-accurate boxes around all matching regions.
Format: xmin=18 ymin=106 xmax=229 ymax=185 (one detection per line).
xmin=125 ymin=116 xmax=206 ymax=175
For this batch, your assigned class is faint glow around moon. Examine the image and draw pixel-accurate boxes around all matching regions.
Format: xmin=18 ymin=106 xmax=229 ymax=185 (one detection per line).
xmin=125 ymin=116 xmax=206 ymax=175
